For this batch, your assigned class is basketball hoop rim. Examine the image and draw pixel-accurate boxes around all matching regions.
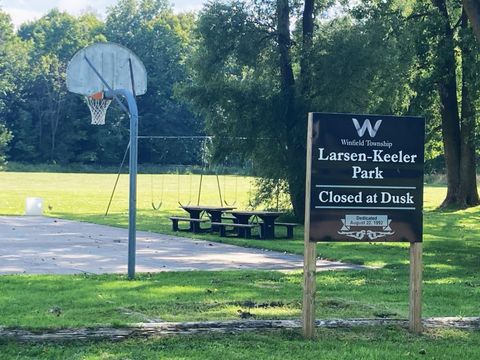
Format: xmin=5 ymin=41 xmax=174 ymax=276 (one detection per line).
xmin=89 ymin=91 xmax=104 ymax=100
xmin=89 ymin=91 xmax=115 ymax=101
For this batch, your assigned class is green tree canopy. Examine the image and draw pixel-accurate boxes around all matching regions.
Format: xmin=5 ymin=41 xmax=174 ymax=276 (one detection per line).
xmin=182 ymin=0 xmax=426 ymax=217
xmin=105 ymin=0 xmax=202 ymax=164
xmin=4 ymin=3 xmax=200 ymax=166
xmin=0 ymin=8 xmax=25 ymax=166
xmin=4 ymin=10 xmax=106 ymax=163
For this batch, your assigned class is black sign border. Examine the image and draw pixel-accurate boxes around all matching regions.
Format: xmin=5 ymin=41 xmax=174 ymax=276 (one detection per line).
xmin=305 ymin=112 xmax=425 ymax=243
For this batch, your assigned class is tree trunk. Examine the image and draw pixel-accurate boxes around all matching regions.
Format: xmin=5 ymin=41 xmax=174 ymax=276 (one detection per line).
xmin=276 ymin=0 xmax=305 ymax=219
xmin=300 ymin=0 xmax=315 ymax=95
xmin=287 ymin=0 xmax=315 ymax=221
xmin=277 ymin=0 xmax=317 ymax=220
xmin=276 ymin=0 xmax=295 ymax=100
xmin=50 ymin=97 xmax=62 ymax=162
xmin=432 ymin=0 xmax=462 ymax=208
xmin=458 ymin=9 xmax=480 ymax=206
xmin=463 ymin=0 xmax=480 ymax=42
xmin=1 ymin=318 xmax=479 ymax=341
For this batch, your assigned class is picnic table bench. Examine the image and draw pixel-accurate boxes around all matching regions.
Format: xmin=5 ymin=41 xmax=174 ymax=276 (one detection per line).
xmin=229 ymin=210 xmax=283 ymax=239
xmin=211 ymin=222 xmax=259 ymax=239
xmin=221 ymin=215 xmax=237 ymax=222
xmin=179 ymin=205 xmax=236 ymax=232
xmin=169 ymin=216 xmax=209 ymax=233
xmin=273 ymin=222 xmax=298 ymax=239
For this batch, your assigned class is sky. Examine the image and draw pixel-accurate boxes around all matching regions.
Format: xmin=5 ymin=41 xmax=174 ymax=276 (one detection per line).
xmin=2 ymin=0 xmax=205 ymax=27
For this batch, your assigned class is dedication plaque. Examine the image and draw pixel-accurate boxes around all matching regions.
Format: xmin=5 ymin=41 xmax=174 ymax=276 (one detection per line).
xmin=307 ymin=113 xmax=425 ymax=242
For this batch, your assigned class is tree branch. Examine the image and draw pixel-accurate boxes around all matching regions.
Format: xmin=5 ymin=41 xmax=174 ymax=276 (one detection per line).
xmin=406 ymin=11 xmax=433 ymax=20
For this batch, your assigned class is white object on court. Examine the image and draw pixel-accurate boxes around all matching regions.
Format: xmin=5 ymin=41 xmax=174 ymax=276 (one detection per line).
xmin=25 ymin=197 xmax=44 ymax=216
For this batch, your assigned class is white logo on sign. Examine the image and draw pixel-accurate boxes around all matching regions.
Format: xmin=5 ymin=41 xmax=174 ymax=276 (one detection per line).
xmin=352 ymin=118 xmax=382 ymax=138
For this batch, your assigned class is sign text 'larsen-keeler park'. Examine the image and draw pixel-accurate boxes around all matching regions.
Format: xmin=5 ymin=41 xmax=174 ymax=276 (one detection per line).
xmin=317 ymin=147 xmax=418 ymax=205
xmin=307 ymin=113 xmax=425 ymax=242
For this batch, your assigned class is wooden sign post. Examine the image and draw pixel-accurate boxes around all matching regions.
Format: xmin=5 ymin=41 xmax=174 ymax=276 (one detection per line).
xmin=303 ymin=112 xmax=425 ymax=338
xmin=303 ymin=114 xmax=317 ymax=339
xmin=409 ymin=242 xmax=423 ymax=333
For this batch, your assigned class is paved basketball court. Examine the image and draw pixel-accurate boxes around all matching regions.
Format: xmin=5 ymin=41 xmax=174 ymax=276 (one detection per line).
xmin=0 ymin=216 xmax=362 ymax=275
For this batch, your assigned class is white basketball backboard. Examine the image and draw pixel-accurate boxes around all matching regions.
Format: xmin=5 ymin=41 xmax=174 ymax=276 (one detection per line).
xmin=66 ymin=42 xmax=147 ymax=96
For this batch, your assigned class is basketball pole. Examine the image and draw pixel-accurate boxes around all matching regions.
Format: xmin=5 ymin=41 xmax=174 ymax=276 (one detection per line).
xmin=67 ymin=46 xmax=146 ymax=281
xmin=105 ymin=88 xmax=139 ymax=280
xmin=83 ymin=56 xmax=139 ymax=280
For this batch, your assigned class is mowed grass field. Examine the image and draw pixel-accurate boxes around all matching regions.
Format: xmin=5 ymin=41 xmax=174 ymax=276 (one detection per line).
xmin=0 ymin=171 xmax=479 ymax=359
xmin=0 ymin=171 xmax=255 ymax=218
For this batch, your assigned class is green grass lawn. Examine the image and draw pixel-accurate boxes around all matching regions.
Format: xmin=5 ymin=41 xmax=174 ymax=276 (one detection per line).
xmin=0 ymin=171 xmax=479 ymax=358
xmin=0 ymin=172 xmax=255 ymax=218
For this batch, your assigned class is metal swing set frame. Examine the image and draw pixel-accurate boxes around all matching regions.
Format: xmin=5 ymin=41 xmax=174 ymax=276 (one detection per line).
xmin=147 ymin=137 xmax=241 ymax=209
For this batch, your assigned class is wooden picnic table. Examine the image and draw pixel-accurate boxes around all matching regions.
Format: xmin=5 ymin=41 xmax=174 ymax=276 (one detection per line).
xmin=228 ymin=210 xmax=284 ymax=239
xmin=181 ymin=205 xmax=236 ymax=231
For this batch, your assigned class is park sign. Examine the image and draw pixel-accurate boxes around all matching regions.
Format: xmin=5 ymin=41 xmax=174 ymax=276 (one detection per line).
xmin=302 ymin=112 xmax=425 ymax=338
xmin=305 ymin=112 xmax=425 ymax=243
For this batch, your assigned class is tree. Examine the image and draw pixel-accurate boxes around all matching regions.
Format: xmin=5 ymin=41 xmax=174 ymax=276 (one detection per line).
xmin=105 ymin=0 xmax=202 ymax=165
xmin=0 ymin=123 xmax=12 ymax=166
xmin=359 ymin=0 xmax=480 ymax=208
xmin=8 ymin=10 xmax=106 ymax=164
xmin=429 ymin=0 xmax=479 ymax=207
xmin=181 ymin=1 xmax=302 ymax=216
xmin=183 ymin=1 xmax=421 ymax=218
xmin=0 ymin=9 xmax=15 ymax=115
xmin=31 ymin=54 xmax=67 ymax=161
xmin=463 ymin=0 xmax=480 ymax=41
xmin=0 ymin=9 xmax=23 ymax=166
xmin=3 ymin=3 xmax=198 ymax=166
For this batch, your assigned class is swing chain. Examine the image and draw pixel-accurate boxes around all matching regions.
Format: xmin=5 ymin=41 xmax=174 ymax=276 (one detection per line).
xmin=151 ymin=173 xmax=164 ymax=210
xmin=223 ymin=173 xmax=238 ymax=206
xmin=178 ymin=169 xmax=193 ymax=206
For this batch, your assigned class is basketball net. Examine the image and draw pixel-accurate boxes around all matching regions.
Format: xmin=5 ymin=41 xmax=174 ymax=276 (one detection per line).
xmin=85 ymin=92 xmax=112 ymax=125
